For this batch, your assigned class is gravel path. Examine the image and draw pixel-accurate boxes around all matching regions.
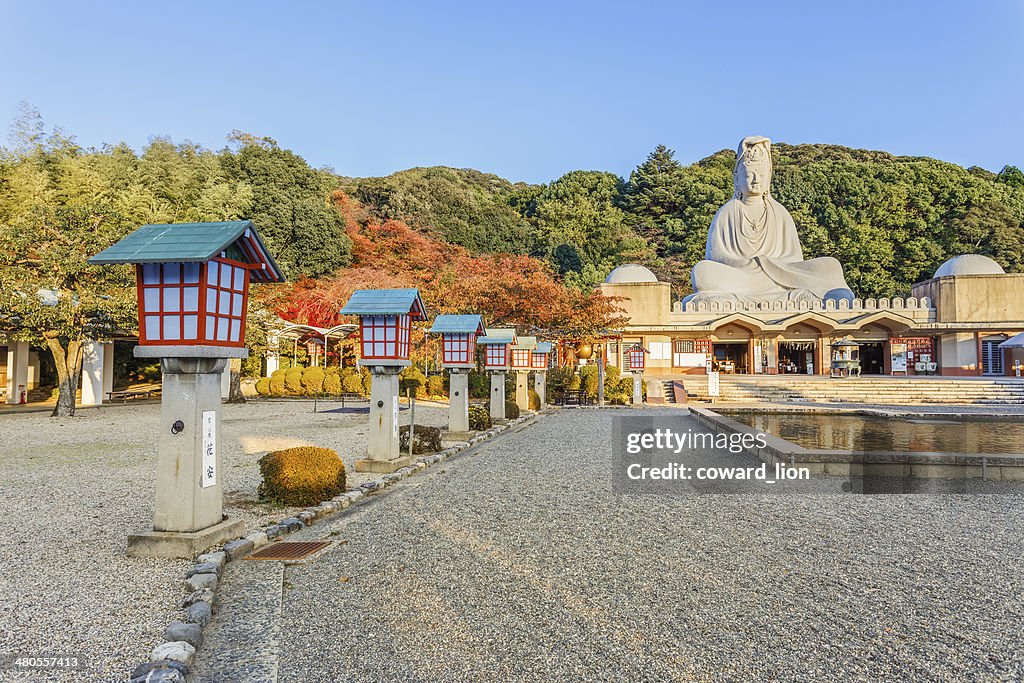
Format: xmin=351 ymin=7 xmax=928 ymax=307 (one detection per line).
xmin=194 ymin=408 xmax=1024 ymax=682
xmin=0 ymin=398 xmax=448 ymax=682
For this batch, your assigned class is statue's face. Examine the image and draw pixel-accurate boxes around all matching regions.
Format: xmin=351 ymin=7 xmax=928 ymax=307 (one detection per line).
xmin=738 ymin=161 xmax=771 ymax=197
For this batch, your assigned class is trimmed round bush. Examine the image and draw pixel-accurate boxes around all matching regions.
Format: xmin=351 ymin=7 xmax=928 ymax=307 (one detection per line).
xmin=258 ymin=446 xmax=346 ymax=506
xmin=469 ymin=404 xmax=491 ymax=431
xmin=505 ymin=400 xmax=520 ymax=419
xmin=400 ymin=366 xmax=427 ymax=397
xmin=528 ymin=388 xmax=540 ymax=410
xmin=323 ymin=371 xmax=342 ymax=395
xmin=399 ymin=425 xmax=443 ymax=454
xmin=301 ymin=367 xmax=325 ymax=395
xmin=269 ymin=377 xmax=286 ymax=396
xmin=271 ymin=368 xmax=287 ymax=380
xmin=426 ymin=375 xmax=445 ymax=397
xmin=255 ymin=377 xmax=271 ymax=396
xmin=284 ymin=367 xmax=305 ymax=395
xmin=360 ymin=368 xmax=372 ymax=395
xmin=341 ymin=368 xmax=363 ymax=394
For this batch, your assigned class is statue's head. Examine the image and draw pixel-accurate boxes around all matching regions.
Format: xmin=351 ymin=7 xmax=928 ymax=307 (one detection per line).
xmin=733 ymin=136 xmax=772 ymax=199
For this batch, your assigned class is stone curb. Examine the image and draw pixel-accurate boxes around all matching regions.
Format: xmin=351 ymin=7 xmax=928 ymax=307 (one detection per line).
xmin=128 ymin=408 xmax=547 ymax=682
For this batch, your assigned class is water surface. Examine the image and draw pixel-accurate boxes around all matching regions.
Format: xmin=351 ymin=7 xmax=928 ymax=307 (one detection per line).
xmin=728 ymin=412 xmax=1024 ymax=454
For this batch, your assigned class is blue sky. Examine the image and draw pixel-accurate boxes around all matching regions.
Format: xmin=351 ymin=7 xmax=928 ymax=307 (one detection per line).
xmin=2 ymin=1 xmax=1021 ymax=184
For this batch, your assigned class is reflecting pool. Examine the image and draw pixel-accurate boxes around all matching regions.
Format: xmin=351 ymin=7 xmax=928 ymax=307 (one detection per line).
xmin=727 ymin=412 xmax=1024 ymax=454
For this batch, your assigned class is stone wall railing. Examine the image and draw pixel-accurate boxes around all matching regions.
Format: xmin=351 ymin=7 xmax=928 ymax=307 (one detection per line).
xmin=673 ymin=296 xmax=933 ymax=314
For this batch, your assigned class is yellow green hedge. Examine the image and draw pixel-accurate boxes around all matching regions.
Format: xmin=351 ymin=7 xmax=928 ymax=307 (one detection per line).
xmin=258 ymin=446 xmax=346 ymax=506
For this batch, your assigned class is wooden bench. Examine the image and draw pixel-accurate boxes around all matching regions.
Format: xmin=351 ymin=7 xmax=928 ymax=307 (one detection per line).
xmin=106 ymin=389 xmax=160 ymax=402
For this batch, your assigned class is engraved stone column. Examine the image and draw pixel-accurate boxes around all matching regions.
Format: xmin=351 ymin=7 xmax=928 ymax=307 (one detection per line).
xmin=356 ymin=365 xmax=410 ymax=473
xmin=515 ymin=371 xmax=529 ymax=411
xmin=489 ymin=370 xmax=506 ymax=420
xmin=127 ymin=346 xmax=247 ymax=558
xmin=448 ymin=367 xmax=471 ymax=433
xmin=534 ymin=371 xmax=546 ymax=407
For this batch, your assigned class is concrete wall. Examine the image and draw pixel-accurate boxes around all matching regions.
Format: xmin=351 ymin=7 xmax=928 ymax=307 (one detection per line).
xmin=599 ymin=281 xmax=672 ymax=327
xmin=912 ymin=274 xmax=1024 ymax=324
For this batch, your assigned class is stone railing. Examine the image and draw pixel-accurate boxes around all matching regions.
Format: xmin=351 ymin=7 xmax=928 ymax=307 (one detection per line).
xmin=673 ymin=296 xmax=933 ymax=314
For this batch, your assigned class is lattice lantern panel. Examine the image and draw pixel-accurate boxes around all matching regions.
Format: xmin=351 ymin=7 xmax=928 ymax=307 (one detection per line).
xmin=360 ymin=314 xmax=412 ymax=361
xmin=137 ymin=259 xmax=250 ymax=346
xmin=485 ymin=344 xmax=509 ymax=368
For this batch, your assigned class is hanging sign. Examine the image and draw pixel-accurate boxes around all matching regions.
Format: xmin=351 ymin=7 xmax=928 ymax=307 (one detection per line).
xmin=201 ymin=410 xmax=217 ymax=488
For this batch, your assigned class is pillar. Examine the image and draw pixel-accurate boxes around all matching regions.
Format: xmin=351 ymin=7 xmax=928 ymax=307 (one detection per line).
xmin=127 ymin=351 xmax=246 ymax=558
xmin=265 ymin=353 xmax=279 ymax=378
xmin=356 ymin=365 xmax=409 ymax=473
xmin=221 ymin=363 xmax=231 ymax=399
xmin=515 ymin=370 xmax=529 ymax=411
xmin=632 ymin=373 xmax=644 ymax=405
xmin=80 ymin=340 xmax=114 ymax=406
xmin=5 ymin=341 xmax=29 ymax=405
xmin=448 ymin=367 xmax=470 ymax=433
xmin=489 ymin=370 xmax=506 ymax=420
xmin=535 ymin=371 xmax=546 ymax=407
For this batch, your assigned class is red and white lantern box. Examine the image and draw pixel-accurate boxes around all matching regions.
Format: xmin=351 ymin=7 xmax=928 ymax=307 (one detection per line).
xmin=477 ymin=328 xmax=517 ymax=370
xmin=340 ymin=288 xmax=428 ymax=367
xmin=429 ymin=314 xmax=486 ymax=368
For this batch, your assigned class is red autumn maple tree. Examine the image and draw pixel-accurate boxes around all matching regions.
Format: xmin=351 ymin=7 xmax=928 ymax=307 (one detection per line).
xmin=274 ymin=191 xmax=626 ymax=344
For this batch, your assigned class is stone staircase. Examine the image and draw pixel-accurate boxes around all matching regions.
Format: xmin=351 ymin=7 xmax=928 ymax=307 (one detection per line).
xmin=678 ymin=375 xmax=1024 ymax=405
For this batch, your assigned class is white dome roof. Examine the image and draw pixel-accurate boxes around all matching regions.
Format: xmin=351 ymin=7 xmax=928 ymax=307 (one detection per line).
xmin=934 ymin=254 xmax=1005 ymax=278
xmin=605 ymin=264 xmax=658 ymax=284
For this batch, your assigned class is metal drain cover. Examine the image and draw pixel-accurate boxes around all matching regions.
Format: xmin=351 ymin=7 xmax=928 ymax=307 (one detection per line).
xmin=245 ymin=541 xmax=332 ymax=562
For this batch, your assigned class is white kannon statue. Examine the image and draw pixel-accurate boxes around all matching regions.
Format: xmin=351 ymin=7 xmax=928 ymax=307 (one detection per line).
xmin=683 ymin=136 xmax=854 ymax=305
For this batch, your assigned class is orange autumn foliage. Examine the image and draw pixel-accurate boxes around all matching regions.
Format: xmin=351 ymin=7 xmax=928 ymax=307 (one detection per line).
xmin=275 ymin=191 xmax=626 ymax=342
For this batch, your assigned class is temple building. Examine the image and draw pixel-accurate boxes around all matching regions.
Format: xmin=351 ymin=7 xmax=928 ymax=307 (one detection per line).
xmin=599 ymin=255 xmax=1024 ymax=378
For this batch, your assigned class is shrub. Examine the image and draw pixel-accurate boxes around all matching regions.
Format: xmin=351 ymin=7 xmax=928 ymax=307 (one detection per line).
xmin=258 ymin=446 xmax=346 ymax=507
xmin=284 ymin=367 xmax=305 ymax=395
xmin=323 ymin=371 xmax=342 ymax=395
xmin=469 ymin=404 xmax=491 ymax=431
xmin=271 ymin=368 xmax=287 ymax=381
xmin=425 ymin=375 xmax=445 ymax=397
xmin=567 ymin=374 xmax=582 ymax=391
xmin=505 ymin=400 xmax=520 ymax=419
xmin=255 ymin=377 xmax=271 ymax=396
xmin=341 ymin=367 xmax=363 ymax=394
xmin=399 ymin=425 xmax=443 ymax=454
xmin=580 ymin=364 xmax=600 ymax=397
xmin=528 ymin=388 xmax=540 ymax=410
xmin=468 ymin=371 xmax=490 ymax=399
xmin=360 ymin=367 xmax=372 ymax=395
xmin=400 ymin=366 xmax=427 ymax=397
xmin=269 ymin=377 xmax=286 ymax=396
xmin=302 ymin=367 xmax=326 ymax=395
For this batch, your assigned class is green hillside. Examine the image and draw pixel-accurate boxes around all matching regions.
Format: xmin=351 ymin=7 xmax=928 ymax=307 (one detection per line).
xmin=345 ymin=144 xmax=1024 ymax=299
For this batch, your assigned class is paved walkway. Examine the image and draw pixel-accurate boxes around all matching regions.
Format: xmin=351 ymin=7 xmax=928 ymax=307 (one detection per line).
xmin=193 ymin=408 xmax=1024 ymax=682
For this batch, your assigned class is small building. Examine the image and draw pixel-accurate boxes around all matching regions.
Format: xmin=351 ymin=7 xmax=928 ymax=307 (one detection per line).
xmin=477 ymin=328 xmax=517 ymax=370
xmin=340 ymin=288 xmax=428 ymax=366
xmin=510 ymin=336 xmax=538 ymax=370
xmin=532 ymin=342 xmax=553 ymax=370
xmin=430 ymin=314 xmax=486 ymax=368
xmin=89 ymin=220 xmax=284 ymax=348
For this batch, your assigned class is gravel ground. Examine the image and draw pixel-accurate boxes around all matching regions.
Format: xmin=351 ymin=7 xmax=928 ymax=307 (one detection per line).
xmin=0 ymin=397 xmax=448 ymax=682
xmin=194 ymin=408 xmax=1024 ymax=682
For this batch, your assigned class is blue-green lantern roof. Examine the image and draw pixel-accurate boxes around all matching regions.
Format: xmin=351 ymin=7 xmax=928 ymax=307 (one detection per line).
xmin=89 ymin=220 xmax=285 ymax=283
xmin=340 ymin=288 xmax=428 ymax=320
xmin=477 ymin=327 xmax=517 ymax=345
xmin=430 ymin=314 xmax=485 ymax=335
